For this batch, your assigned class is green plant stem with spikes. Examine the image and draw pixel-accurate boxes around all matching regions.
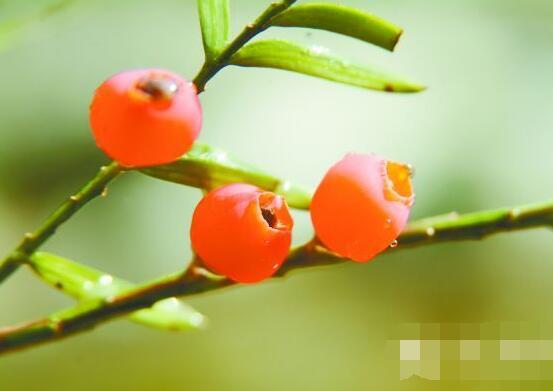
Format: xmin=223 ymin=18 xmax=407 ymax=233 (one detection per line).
xmin=2 ymin=0 xmax=553 ymax=356
xmin=1 ymin=198 xmax=553 ymax=354
xmin=0 ymin=162 xmax=122 ymax=284
xmin=0 ymin=0 xmax=298 ymax=286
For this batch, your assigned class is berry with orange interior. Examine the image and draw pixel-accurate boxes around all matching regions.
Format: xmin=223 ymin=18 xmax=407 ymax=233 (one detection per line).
xmin=310 ymin=153 xmax=414 ymax=262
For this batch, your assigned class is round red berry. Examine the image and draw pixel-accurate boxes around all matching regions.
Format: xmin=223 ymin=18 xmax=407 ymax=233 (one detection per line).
xmin=310 ymin=153 xmax=414 ymax=262
xmin=190 ymin=183 xmax=294 ymax=283
xmin=89 ymin=68 xmax=202 ymax=167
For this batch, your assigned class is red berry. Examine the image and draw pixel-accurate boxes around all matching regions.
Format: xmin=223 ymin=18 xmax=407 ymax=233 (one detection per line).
xmin=190 ymin=184 xmax=294 ymax=283
xmin=310 ymin=153 xmax=414 ymax=262
xmin=89 ymin=69 xmax=202 ymax=167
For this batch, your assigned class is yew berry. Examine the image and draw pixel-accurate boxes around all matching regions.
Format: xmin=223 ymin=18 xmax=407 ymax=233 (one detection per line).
xmin=89 ymin=69 xmax=202 ymax=167
xmin=190 ymin=183 xmax=294 ymax=283
xmin=310 ymin=153 xmax=414 ymax=262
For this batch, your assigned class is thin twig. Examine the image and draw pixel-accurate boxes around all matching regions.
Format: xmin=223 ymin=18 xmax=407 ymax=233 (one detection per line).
xmin=1 ymin=198 xmax=553 ymax=354
xmin=0 ymin=0 xmax=297 ymax=286
xmin=193 ymin=0 xmax=297 ymax=91
xmin=0 ymin=162 xmax=122 ymax=283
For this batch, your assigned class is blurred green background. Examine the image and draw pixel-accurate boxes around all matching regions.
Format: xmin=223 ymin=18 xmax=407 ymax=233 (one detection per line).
xmin=1 ymin=0 xmax=553 ymax=389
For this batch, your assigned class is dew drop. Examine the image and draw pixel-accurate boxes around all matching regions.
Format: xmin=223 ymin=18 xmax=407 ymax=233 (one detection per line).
xmin=406 ymin=163 xmax=415 ymax=178
xmin=309 ymin=45 xmax=329 ymax=55
xmin=384 ymin=218 xmax=393 ymax=228
xmin=98 ymin=274 xmax=113 ymax=286
xmin=279 ymin=180 xmax=292 ymax=192
xmin=213 ymin=151 xmax=227 ymax=162
xmin=426 ymin=227 xmax=436 ymax=237
xmin=389 ymin=240 xmax=398 ymax=248
xmin=189 ymin=312 xmax=205 ymax=327
xmin=82 ymin=281 xmax=94 ymax=291
xmin=163 ymin=297 xmax=180 ymax=309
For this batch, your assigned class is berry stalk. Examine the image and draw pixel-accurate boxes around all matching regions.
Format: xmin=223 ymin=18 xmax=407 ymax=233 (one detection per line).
xmin=2 ymin=198 xmax=553 ymax=354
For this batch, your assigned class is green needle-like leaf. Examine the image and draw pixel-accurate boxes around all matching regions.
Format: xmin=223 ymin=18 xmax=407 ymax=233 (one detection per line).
xmin=230 ymin=39 xmax=424 ymax=92
xmin=141 ymin=142 xmax=312 ymax=210
xmin=271 ymin=3 xmax=402 ymax=51
xmin=197 ymin=0 xmax=230 ymax=60
xmin=27 ymin=252 xmax=205 ymax=331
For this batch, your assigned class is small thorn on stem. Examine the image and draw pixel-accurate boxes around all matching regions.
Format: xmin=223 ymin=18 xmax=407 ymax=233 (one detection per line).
xmin=192 ymin=266 xmax=206 ymax=277
xmin=51 ymin=321 xmax=63 ymax=334
xmin=509 ymin=208 xmax=521 ymax=219
xmin=191 ymin=265 xmax=226 ymax=281
xmin=449 ymin=211 xmax=459 ymax=220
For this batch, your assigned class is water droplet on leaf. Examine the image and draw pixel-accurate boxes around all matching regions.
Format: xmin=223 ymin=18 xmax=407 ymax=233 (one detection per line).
xmin=98 ymin=274 xmax=113 ymax=286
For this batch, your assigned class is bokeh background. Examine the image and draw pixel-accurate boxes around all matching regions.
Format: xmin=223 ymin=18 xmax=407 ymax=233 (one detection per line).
xmin=1 ymin=0 xmax=553 ymax=389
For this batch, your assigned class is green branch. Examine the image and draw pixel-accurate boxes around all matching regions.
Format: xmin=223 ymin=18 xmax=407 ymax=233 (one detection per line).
xmin=400 ymin=200 xmax=553 ymax=246
xmin=0 ymin=162 xmax=122 ymax=284
xmin=1 ymin=198 xmax=553 ymax=354
xmin=0 ymin=1 xmax=298 ymax=287
xmin=193 ymin=0 xmax=297 ymax=91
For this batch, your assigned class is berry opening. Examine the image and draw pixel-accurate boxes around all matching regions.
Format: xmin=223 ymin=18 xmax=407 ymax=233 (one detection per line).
xmin=258 ymin=192 xmax=292 ymax=231
xmin=261 ymin=207 xmax=277 ymax=228
xmin=135 ymin=74 xmax=179 ymax=101
xmin=384 ymin=161 xmax=414 ymax=206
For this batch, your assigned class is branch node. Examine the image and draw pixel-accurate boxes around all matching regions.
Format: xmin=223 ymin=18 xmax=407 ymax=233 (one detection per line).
xmin=192 ymin=265 xmax=226 ymax=281
xmin=425 ymin=227 xmax=436 ymax=237
xmin=508 ymin=208 xmax=521 ymax=220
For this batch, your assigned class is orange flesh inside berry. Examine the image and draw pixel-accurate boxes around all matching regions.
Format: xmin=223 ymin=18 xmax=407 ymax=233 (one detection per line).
xmin=385 ymin=161 xmax=414 ymax=201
